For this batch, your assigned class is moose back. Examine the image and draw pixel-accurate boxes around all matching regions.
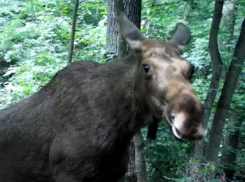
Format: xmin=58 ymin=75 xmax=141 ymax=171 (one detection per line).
xmin=0 ymin=14 xmax=207 ymax=182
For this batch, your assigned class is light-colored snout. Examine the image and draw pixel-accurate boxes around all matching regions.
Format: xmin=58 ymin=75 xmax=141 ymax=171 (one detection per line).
xmin=167 ymin=94 xmax=207 ymax=141
xmin=171 ymin=112 xmax=207 ymax=141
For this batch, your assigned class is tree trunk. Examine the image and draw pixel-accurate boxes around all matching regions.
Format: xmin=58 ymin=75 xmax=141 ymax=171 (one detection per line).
xmin=206 ymin=17 xmax=245 ymax=162
xmin=68 ymin=0 xmax=80 ymax=65
xmin=220 ymin=2 xmax=239 ymax=180
xmin=109 ymin=1 xmax=146 ymax=182
xmin=134 ymin=132 xmax=147 ymax=182
xmin=195 ymin=0 xmax=238 ymax=160
xmin=120 ymin=141 xmax=137 ymax=182
xmin=204 ymin=0 xmax=224 ymax=128
xmin=122 ymin=2 xmax=145 ymax=181
xmin=114 ymin=0 xmax=127 ymax=59
xmin=222 ymin=107 xmax=242 ymax=181
xmin=117 ymin=0 xmax=142 ymax=59
xmin=189 ymin=1 xmax=223 ymax=180
xmin=107 ymin=0 xmax=142 ymax=59
xmin=183 ymin=0 xmax=193 ymax=22
xmin=106 ymin=0 xmax=118 ymax=57
xmin=194 ymin=0 xmax=224 ymax=159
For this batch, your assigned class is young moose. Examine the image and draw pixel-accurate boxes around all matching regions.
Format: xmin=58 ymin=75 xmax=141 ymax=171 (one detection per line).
xmin=0 ymin=14 xmax=207 ymax=182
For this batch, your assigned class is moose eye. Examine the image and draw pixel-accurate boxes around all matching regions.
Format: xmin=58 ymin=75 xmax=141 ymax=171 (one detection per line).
xmin=142 ymin=64 xmax=150 ymax=73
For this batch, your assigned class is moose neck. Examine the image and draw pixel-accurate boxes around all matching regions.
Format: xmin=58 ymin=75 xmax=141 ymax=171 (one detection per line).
xmin=105 ymin=55 xmax=150 ymax=142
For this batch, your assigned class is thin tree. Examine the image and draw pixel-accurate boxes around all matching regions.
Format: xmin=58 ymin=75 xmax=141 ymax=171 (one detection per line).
xmin=106 ymin=0 xmax=128 ymax=61
xmin=114 ymin=0 xmax=128 ymax=59
xmin=106 ymin=0 xmax=119 ymax=60
xmin=222 ymin=106 xmax=243 ymax=180
xmin=206 ymin=17 xmax=245 ymax=162
xmin=108 ymin=0 xmax=147 ymax=181
xmin=193 ymin=0 xmax=224 ymax=161
xmin=116 ymin=1 xmax=147 ymax=181
xmin=204 ymin=0 xmax=224 ymax=131
xmin=67 ymin=0 xmax=80 ymax=65
xmin=188 ymin=2 xmax=224 ymax=180
xmin=220 ymin=1 xmax=239 ymax=179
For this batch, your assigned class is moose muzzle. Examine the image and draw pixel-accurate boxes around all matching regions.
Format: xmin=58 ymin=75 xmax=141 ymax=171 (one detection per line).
xmin=165 ymin=88 xmax=207 ymax=142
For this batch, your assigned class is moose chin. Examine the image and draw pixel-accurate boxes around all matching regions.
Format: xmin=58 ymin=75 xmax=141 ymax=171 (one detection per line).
xmin=0 ymin=13 xmax=207 ymax=182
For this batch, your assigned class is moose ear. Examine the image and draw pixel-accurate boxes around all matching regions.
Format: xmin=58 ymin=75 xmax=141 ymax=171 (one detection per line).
xmin=118 ymin=13 xmax=146 ymax=50
xmin=170 ymin=23 xmax=191 ymax=49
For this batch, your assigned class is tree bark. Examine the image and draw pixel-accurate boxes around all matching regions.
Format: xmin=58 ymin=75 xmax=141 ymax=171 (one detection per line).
xmin=110 ymin=1 xmax=146 ymax=182
xmin=121 ymin=2 xmax=145 ymax=181
xmin=68 ymin=0 xmax=80 ymax=65
xmin=107 ymin=0 xmax=142 ymax=59
xmin=222 ymin=107 xmax=242 ymax=181
xmin=117 ymin=0 xmax=142 ymax=59
xmin=106 ymin=0 xmax=118 ymax=57
xmin=206 ymin=17 xmax=245 ymax=162
xmin=120 ymin=141 xmax=137 ymax=182
xmin=134 ymin=132 xmax=147 ymax=182
xmin=114 ymin=0 xmax=127 ymax=59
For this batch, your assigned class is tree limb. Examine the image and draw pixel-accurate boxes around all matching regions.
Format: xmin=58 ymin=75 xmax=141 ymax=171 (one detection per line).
xmin=146 ymin=1 xmax=181 ymax=7
xmin=67 ymin=0 xmax=80 ymax=65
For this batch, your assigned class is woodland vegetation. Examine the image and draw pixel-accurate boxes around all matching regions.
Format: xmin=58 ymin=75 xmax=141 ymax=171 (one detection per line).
xmin=0 ymin=0 xmax=245 ymax=181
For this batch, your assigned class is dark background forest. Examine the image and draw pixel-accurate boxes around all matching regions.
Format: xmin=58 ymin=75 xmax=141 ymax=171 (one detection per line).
xmin=0 ymin=0 xmax=245 ymax=181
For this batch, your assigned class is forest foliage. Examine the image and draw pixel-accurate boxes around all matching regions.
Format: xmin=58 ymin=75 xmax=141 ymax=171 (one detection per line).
xmin=0 ymin=0 xmax=245 ymax=181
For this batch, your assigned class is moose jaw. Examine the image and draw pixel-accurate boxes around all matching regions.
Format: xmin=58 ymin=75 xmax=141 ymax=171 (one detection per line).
xmin=0 ymin=14 xmax=207 ymax=182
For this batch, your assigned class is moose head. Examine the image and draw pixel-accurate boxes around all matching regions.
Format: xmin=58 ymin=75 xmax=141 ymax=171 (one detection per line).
xmin=118 ymin=14 xmax=207 ymax=141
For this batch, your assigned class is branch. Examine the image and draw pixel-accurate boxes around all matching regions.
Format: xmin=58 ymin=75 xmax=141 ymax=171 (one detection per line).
xmin=146 ymin=1 xmax=181 ymax=7
xmin=67 ymin=0 xmax=80 ymax=65
xmin=162 ymin=175 xmax=178 ymax=181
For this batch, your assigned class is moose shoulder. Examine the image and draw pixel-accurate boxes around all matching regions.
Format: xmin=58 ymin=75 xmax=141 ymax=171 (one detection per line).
xmin=0 ymin=14 xmax=207 ymax=182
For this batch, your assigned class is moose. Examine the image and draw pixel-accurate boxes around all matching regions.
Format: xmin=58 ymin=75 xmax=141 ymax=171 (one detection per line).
xmin=0 ymin=14 xmax=207 ymax=182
